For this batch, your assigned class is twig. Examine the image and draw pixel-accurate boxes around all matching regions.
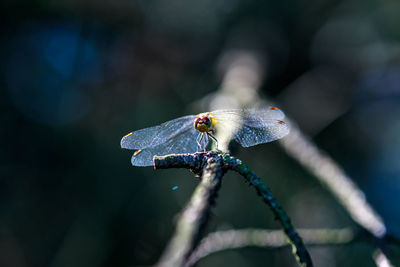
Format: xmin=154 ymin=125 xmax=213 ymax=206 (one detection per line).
xmin=186 ymin=228 xmax=355 ymax=266
xmin=373 ymin=249 xmax=395 ymax=267
xmin=223 ymin=154 xmax=313 ymax=267
xmin=279 ymin=122 xmax=395 ymax=266
xmin=153 ymin=152 xmax=313 ymax=267
xmin=153 ymin=152 xmax=225 ymax=267
xmin=279 ymin=122 xmax=386 ymax=238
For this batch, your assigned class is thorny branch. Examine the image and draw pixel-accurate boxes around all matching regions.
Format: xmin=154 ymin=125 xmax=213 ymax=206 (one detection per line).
xmin=153 ymin=152 xmax=313 ymax=267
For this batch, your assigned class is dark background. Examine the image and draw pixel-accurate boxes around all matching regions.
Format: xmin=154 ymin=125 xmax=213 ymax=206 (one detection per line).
xmin=1 ymin=0 xmax=400 ymax=266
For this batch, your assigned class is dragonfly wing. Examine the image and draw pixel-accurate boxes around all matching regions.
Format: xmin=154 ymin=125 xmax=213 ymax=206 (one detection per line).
xmin=211 ymin=106 xmax=285 ymax=122
xmin=234 ymin=119 xmax=289 ymax=147
xmin=121 ymin=115 xmax=196 ymax=150
xmin=212 ymin=107 xmax=289 ymax=147
xmin=131 ymin=128 xmax=200 ymax=166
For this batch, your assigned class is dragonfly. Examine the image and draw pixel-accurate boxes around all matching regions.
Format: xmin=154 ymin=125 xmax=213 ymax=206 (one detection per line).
xmin=121 ymin=106 xmax=289 ymax=166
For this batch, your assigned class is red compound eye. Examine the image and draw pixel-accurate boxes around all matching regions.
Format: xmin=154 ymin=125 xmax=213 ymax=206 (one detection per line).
xmin=201 ymin=116 xmax=210 ymax=123
xmin=195 ymin=116 xmax=210 ymax=125
xmin=194 ymin=117 xmax=202 ymax=124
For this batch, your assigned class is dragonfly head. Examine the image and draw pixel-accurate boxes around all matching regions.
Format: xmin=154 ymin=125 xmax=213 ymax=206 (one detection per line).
xmin=194 ymin=115 xmax=212 ymax=133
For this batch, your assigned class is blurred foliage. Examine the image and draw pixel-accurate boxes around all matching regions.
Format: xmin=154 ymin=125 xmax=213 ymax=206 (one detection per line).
xmin=1 ymin=0 xmax=400 ymax=266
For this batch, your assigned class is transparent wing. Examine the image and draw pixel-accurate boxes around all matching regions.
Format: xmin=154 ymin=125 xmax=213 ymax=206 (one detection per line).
xmin=212 ymin=106 xmax=285 ymax=123
xmin=234 ymin=119 xmax=289 ymax=147
xmin=131 ymin=128 xmax=200 ymax=166
xmin=121 ymin=114 xmax=196 ymax=150
xmin=212 ymin=107 xmax=289 ymax=147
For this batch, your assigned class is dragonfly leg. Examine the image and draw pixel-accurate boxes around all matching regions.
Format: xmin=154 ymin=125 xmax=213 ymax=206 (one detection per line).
xmin=207 ymin=132 xmax=219 ymax=150
xmin=202 ymin=133 xmax=209 ymax=152
xmin=196 ymin=133 xmax=203 ymax=151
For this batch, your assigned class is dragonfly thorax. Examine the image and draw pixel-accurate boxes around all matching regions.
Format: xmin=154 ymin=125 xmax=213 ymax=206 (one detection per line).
xmin=194 ymin=115 xmax=212 ymax=133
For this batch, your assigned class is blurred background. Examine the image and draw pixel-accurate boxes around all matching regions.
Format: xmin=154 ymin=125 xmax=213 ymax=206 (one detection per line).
xmin=1 ymin=0 xmax=400 ymax=266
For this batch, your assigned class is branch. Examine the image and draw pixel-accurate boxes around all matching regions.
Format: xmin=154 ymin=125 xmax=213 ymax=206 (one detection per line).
xmin=373 ymin=249 xmax=395 ymax=267
xmin=153 ymin=152 xmax=209 ymax=172
xmin=223 ymin=154 xmax=313 ymax=267
xmin=279 ymin=122 xmax=386 ymax=238
xmin=153 ymin=152 xmax=313 ymax=267
xmin=153 ymin=152 xmax=225 ymax=267
xmin=186 ymin=228 xmax=355 ymax=266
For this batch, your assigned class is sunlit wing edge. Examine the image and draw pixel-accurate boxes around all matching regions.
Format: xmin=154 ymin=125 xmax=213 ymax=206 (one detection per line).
xmin=120 ymin=115 xmax=196 ymax=150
